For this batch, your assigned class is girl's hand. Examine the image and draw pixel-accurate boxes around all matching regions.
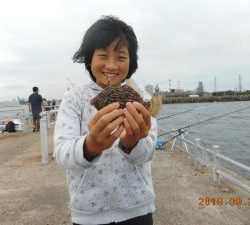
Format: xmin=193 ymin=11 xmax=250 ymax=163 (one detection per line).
xmin=84 ymin=103 xmax=124 ymax=159
xmin=120 ymin=102 xmax=151 ymax=151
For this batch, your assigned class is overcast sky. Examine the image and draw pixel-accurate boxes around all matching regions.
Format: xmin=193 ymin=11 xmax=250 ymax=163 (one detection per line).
xmin=1 ymin=0 xmax=250 ymax=101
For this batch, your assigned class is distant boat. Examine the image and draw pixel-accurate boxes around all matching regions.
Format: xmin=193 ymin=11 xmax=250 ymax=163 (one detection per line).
xmin=17 ymin=96 xmax=28 ymax=105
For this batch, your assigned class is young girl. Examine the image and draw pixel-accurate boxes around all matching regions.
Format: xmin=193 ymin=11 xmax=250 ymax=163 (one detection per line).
xmin=54 ymin=15 xmax=157 ymax=225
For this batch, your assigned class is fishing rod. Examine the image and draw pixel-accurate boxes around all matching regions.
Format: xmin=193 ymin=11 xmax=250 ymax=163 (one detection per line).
xmin=158 ymin=129 xmax=186 ymax=147
xmin=157 ymin=109 xmax=194 ymax=120
xmin=158 ymin=105 xmax=250 ymax=138
xmin=157 ymin=104 xmax=220 ymax=121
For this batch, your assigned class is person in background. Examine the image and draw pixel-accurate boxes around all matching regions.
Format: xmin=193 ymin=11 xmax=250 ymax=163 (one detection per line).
xmin=54 ymin=16 xmax=156 ymax=225
xmin=51 ymin=99 xmax=56 ymax=110
xmin=28 ymin=86 xmax=43 ymax=132
xmin=47 ymin=100 xmax=51 ymax=110
xmin=43 ymin=98 xmax=49 ymax=111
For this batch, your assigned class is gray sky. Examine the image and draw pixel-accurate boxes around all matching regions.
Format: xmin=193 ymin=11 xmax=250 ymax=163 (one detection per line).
xmin=1 ymin=0 xmax=250 ymax=101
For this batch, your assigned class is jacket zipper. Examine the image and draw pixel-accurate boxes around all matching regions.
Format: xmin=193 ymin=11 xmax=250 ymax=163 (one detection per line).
xmin=110 ymin=149 xmax=114 ymax=222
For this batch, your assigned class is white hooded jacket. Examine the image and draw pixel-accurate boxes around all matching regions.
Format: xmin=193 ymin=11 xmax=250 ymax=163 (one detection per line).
xmin=54 ymin=81 xmax=157 ymax=224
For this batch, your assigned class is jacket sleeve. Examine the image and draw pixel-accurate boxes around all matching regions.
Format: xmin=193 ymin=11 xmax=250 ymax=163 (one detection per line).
xmin=54 ymin=89 xmax=101 ymax=170
xmin=118 ymin=117 xmax=157 ymax=164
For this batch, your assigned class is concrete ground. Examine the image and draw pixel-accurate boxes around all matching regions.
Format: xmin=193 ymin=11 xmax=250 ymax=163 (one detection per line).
xmin=0 ymin=127 xmax=249 ymax=225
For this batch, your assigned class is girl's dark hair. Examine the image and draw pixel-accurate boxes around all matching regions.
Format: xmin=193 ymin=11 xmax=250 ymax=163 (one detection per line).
xmin=73 ymin=15 xmax=138 ymax=82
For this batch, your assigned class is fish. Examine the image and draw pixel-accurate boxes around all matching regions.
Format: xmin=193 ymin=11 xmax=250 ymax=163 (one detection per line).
xmin=90 ymin=79 xmax=162 ymax=117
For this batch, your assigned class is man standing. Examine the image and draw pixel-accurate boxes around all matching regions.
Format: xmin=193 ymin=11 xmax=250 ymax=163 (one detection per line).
xmin=28 ymin=87 xmax=43 ymax=132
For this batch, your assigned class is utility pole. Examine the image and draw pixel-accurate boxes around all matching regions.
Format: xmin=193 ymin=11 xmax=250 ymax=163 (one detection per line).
xmin=238 ymin=74 xmax=242 ymax=92
xmin=168 ymin=79 xmax=172 ymax=92
xmin=214 ymin=76 xmax=217 ymax=92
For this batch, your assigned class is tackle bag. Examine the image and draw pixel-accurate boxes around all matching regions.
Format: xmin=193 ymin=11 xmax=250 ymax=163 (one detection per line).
xmin=5 ymin=121 xmax=16 ymax=133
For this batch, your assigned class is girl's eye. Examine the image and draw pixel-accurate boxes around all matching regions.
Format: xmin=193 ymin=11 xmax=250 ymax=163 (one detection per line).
xmin=97 ymin=54 xmax=108 ymax=59
xmin=118 ymin=56 xmax=127 ymax=59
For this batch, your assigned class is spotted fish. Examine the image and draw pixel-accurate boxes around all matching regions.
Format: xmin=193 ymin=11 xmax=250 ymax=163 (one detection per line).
xmin=90 ymin=80 xmax=162 ymax=117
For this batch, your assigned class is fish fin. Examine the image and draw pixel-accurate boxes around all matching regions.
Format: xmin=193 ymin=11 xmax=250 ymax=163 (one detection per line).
xmin=125 ymin=79 xmax=144 ymax=97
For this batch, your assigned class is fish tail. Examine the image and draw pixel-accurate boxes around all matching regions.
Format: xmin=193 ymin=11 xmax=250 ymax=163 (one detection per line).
xmin=149 ymin=94 xmax=162 ymax=117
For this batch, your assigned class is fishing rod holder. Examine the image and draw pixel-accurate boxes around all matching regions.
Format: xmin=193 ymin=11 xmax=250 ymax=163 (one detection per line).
xmin=170 ymin=128 xmax=189 ymax=153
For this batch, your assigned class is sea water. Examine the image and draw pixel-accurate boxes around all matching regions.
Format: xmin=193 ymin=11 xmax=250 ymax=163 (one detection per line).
xmin=158 ymin=101 xmax=250 ymax=179
xmin=0 ymin=104 xmax=29 ymax=123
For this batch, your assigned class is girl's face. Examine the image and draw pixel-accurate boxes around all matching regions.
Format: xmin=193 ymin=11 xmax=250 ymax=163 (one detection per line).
xmin=91 ymin=40 xmax=130 ymax=88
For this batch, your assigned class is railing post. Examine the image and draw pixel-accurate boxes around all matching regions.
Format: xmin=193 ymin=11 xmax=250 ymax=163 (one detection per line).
xmin=46 ymin=111 xmax=51 ymax=128
xmin=200 ymin=143 xmax=207 ymax=167
xmin=40 ymin=117 xmax=48 ymax=164
xmin=194 ymin=138 xmax=201 ymax=170
xmin=213 ymin=145 xmax=220 ymax=185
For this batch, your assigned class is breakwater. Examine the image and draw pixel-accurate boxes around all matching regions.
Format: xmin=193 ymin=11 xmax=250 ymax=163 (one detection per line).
xmin=162 ymin=95 xmax=250 ymax=104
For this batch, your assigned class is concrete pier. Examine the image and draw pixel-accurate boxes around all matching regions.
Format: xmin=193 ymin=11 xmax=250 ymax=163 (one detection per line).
xmin=0 ymin=128 xmax=249 ymax=225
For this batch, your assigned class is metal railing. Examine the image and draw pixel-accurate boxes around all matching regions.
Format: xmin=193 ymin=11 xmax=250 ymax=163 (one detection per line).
xmin=158 ymin=127 xmax=250 ymax=193
xmin=40 ymin=110 xmax=58 ymax=163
